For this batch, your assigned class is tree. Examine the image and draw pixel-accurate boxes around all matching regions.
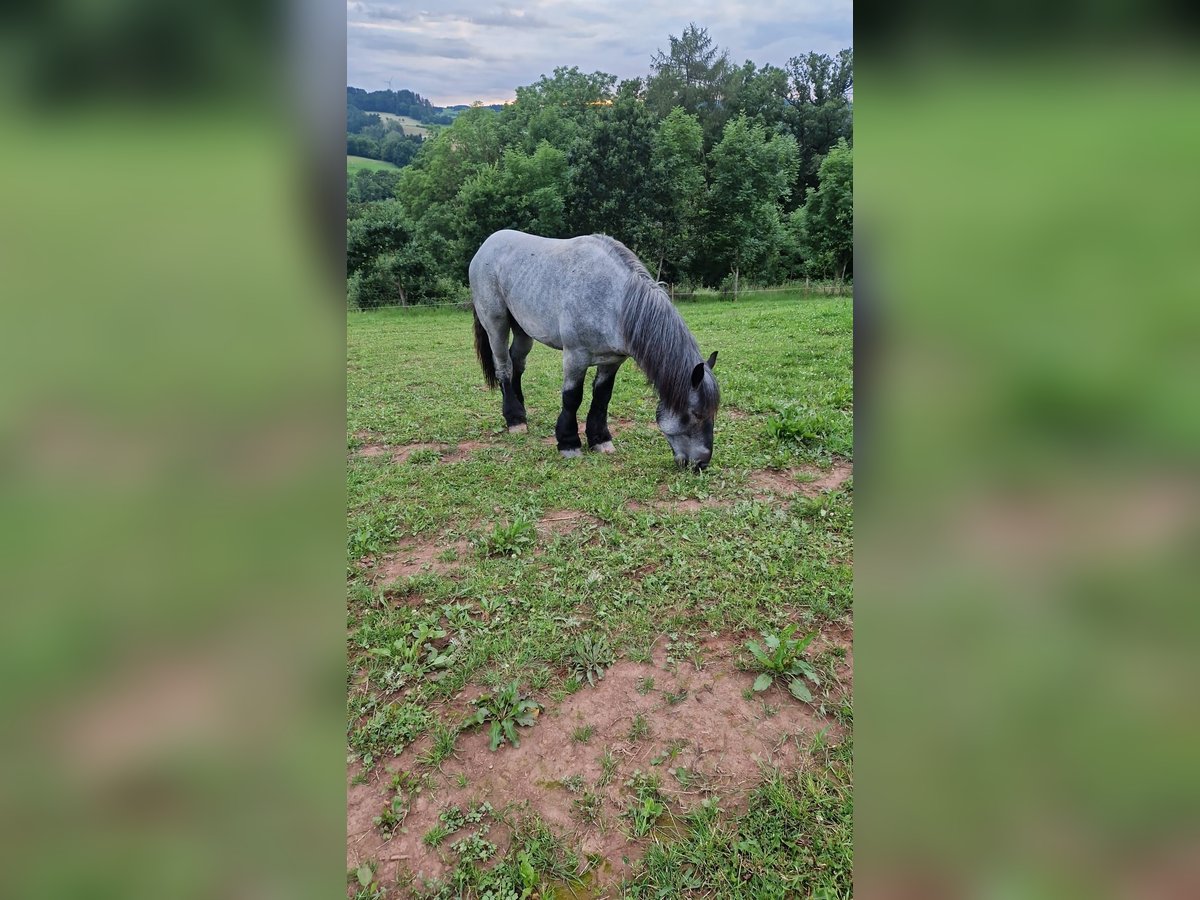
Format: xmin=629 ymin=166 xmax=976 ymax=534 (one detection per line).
xmin=696 ymin=115 xmax=799 ymax=288
xmin=645 ymin=24 xmax=732 ymax=147
xmin=456 ymin=141 xmax=569 ymax=276
xmin=795 ymin=138 xmax=853 ymax=279
xmin=645 ymin=107 xmax=705 ymax=282
xmin=784 ymin=49 xmax=853 ymax=193
xmin=500 ymin=67 xmax=617 ymax=153
xmin=565 ymin=89 xmax=658 ymax=249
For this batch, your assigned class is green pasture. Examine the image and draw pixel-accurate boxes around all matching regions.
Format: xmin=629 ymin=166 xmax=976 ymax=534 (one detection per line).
xmin=347 ymin=292 xmax=853 ymax=898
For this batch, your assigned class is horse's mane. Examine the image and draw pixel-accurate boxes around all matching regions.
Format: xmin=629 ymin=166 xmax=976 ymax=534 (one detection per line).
xmin=590 ymin=235 xmax=719 ymax=418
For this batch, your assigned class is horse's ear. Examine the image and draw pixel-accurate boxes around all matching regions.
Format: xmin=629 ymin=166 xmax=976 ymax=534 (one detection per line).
xmin=691 ymin=362 xmax=705 ymax=389
xmin=707 ymin=351 xmax=718 ymax=370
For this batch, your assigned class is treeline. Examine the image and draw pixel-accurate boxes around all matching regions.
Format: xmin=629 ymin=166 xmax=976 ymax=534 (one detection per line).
xmin=346 ymin=87 xmax=452 ymax=124
xmin=347 ymin=24 xmax=852 ymax=308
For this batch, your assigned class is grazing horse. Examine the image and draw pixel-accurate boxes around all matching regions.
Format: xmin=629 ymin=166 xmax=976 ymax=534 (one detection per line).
xmin=469 ymin=229 xmax=719 ymax=469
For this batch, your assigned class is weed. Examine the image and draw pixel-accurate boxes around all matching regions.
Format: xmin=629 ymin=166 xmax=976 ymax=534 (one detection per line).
xmin=623 ymin=770 xmax=666 ymax=837
xmin=453 ymin=773 xmax=469 ymax=789
xmin=665 ymin=687 xmax=689 ymax=705
xmin=626 ymin=644 xmax=654 ymax=664
xmin=574 ymin=790 xmax=604 ymax=825
xmin=562 ymin=774 xmax=585 ymax=794
xmin=597 ymin=747 xmax=618 ymax=787
xmin=350 ymin=702 xmax=431 ymax=763
xmin=478 ymin=517 xmax=537 ymax=557
xmin=423 ymin=823 xmax=452 ymax=848
xmin=418 ymin=719 xmax=459 ymax=768
xmin=746 ymin=623 xmax=820 ymax=702
xmin=451 ymin=832 xmax=497 ymax=863
xmin=636 ymin=676 xmax=655 ymax=695
xmin=628 ymin=713 xmax=650 ymax=742
xmin=569 ymin=633 xmax=615 ymax=686
xmin=571 ymin=724 xmax=595 ymax=743
xmin=466 ymin=680 xmax=540 ymax=750
xmin=672 ymin=767 xmax=699 ymax=789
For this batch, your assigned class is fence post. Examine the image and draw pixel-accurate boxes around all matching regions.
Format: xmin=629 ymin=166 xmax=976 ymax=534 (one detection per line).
xmin=733 ymin=267 xmax=739 ymax=302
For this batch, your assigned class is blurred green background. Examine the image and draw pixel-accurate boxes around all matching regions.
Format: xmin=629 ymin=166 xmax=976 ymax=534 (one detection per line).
xmin=856 ymin=16 xmax=1200 ymax=900
xmin=0 ymin=2 xmax=346 ymax=899
xmin=2 ymin=2 xmax=1199 ymax=899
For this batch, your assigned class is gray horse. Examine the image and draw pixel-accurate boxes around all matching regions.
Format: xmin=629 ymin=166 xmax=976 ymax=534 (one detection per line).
xmin=470 ymin=229 xmax=719 ymax=469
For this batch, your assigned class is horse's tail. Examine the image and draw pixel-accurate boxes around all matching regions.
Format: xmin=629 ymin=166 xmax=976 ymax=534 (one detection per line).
xmin=473 ymin=309 xmax=498 ymax=389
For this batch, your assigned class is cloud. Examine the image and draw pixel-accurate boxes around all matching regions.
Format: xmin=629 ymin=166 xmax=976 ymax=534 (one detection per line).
xmin=347 ymin=1 xmax=852 ymax=106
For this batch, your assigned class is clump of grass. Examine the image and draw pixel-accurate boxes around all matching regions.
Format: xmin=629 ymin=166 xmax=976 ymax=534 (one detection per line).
xmin=574 ymin=790 xmax=604 ymax=825
xmin=628 ymin=714 xmax=650 ymax=742
xmin=597 ymin=747 xmax=618 ymax=787
xmin=636 ymin=676 xmax=655 ymax=695
xmin=562 ymin=774 xmax=585 ymax=793
xmin=572 ymin=724 xmax=595 ymax=743
xmin=418 ymin=718 xmax=459 ymax=767
xmin=623 ymin=770 xmax=666 ymax=837
xmin=665 ymin=687 xmax=689 ymax=705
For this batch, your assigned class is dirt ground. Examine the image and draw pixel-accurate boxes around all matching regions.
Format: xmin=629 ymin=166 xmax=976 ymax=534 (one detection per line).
xmin=347 ymin=629 xmax=851 ymax=891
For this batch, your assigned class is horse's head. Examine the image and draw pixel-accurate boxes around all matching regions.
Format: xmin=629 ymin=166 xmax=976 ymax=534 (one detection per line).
xmin=657 ymin=351 xmax=719 ymax=470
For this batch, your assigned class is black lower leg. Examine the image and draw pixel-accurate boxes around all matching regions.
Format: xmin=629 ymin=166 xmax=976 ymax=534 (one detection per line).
xmin=500 ymin=377 xmax=525 ymax=428
xmin=585 ymin=374 xmax=616 ymax=448
xmin=555 ymin=382 xmax=585 ymax=451
xmin=511 ymin=367 xmax=526 ymax=406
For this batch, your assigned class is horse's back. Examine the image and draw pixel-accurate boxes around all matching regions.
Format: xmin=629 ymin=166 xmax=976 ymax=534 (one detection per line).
xmin=470 ymin=230 xmax=630 ymax=355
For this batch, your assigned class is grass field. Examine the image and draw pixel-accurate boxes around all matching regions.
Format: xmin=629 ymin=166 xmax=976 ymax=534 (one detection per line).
xmin=346 ymin=292 xmax=853 ymax=898
xmin=374 ymin=112 xmax=433 ymax=138
xmin=349 ymin=155 xmax=401 ymax=173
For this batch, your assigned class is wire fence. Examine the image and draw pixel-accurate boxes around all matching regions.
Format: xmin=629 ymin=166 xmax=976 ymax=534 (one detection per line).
xmin=346 ymin=281 xmax=852 ymax=314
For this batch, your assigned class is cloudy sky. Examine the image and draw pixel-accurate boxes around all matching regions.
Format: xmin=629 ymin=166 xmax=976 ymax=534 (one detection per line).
xmin=347 ymin=1 xmax=852 ymax=106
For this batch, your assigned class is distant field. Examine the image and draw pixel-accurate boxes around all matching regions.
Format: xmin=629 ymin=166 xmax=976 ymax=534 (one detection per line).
xmin=374 ymin=112 xmax=431 ymax=138
xmin=347 ymin=155 xmax=399 ymax=173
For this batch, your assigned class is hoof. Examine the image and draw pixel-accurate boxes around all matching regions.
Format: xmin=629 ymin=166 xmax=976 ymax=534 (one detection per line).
xmin=507 ymin=423 xmax=528 ymax=434
xmin=592 ymin=441 xmax=616 ymax=454
xmin=560 ymin=448 xmax=583 ymax=459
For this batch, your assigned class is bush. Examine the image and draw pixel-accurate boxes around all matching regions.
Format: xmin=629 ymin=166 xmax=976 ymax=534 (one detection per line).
xmin=349 ymin=247 xmax=438 ymax=309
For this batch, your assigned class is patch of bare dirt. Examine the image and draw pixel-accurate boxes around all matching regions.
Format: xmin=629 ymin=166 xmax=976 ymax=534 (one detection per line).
xmin=749 ymin=459 xmax=853 ymax=501
xmin=367 ymin=538 xmax=472 ymax=583
xmin=725 ymin=408 xmax=750 ymax=421
xmin=441 ymin=440 xmax=493 ymax=463
xmin=537 ymin=510 xmax=604 ymax=539
xmin=346 ymin=636 xmax=848 ymax=892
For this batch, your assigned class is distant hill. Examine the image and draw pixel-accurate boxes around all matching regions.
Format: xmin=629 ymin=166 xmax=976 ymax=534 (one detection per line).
xmin=347 ymin=87 xmax=453 ymax=125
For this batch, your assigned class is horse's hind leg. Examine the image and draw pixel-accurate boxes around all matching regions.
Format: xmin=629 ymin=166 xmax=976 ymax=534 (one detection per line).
xmin=506 ymin=325 xmax=533 ymax=432
xmin=585 ymin=362 xmax=622 ymax=453
xmin=555 ymin=350 xmax=589 ymax=458
xmin=481 ymin=318 xmax=524 ymax=431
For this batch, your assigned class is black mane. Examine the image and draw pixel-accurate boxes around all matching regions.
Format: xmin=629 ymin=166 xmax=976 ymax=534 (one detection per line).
xmin=592 ymin=235 xmax=719 ymax=417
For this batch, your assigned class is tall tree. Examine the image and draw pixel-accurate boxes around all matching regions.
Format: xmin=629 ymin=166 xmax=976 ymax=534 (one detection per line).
xmin=794 ymin=138 xmax=853 ymax=279
xmin=696 ymin=115 xmax=799 ymax=288
xmin=646 ymin=107 xmax=706 ymax=283
xmin=785 ymin=49 xmax=853 ymax=193
xmin=645 ymin=24 xmax=732 ymax=146
xmin=565 ymin=87 xmax=658 ymax=250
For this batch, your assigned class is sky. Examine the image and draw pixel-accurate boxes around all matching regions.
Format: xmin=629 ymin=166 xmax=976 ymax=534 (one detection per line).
xmin=346 ymin=1 xmax=853 ymax=106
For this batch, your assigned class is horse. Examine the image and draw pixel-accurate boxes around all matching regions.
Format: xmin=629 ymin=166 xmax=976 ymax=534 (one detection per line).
xmin=469 ymin=229 xmax=719 ymax=469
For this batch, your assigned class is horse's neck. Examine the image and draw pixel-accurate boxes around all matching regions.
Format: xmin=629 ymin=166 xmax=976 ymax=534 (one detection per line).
xmin=623 ymin=293 xmax=696 ymax=407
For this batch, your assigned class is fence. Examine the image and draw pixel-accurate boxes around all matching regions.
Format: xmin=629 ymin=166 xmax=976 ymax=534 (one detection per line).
xmin=346 ymin=280 xmax=852 ymax=313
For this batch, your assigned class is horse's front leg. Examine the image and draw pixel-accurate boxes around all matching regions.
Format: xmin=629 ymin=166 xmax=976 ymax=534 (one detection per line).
xmin=585 ymin=362 xmax=622 ymax=453
xmin=555 ymin=351 xmax=589 ymax=458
